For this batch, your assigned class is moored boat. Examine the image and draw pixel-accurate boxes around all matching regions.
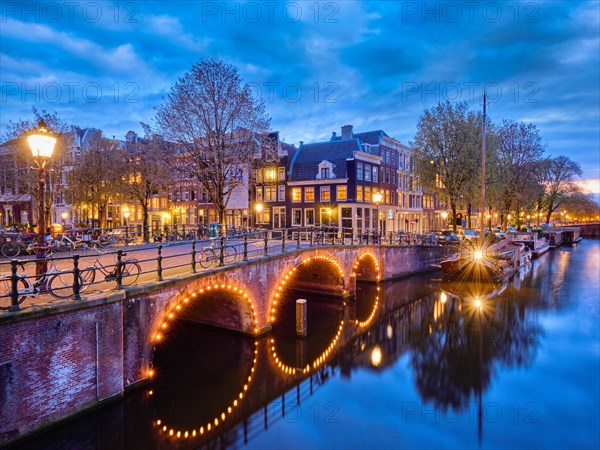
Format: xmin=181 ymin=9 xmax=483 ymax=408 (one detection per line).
xmin=542 ymin=229 xmax=564 ymax=248
xmin=509 ymin=232 xmax=550 ymax=257
xmin=561 ymin=227 xmax=583 ymax=244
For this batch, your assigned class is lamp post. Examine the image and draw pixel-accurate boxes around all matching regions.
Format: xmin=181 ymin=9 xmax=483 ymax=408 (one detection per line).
xmin=60 ymin=211 xmax=68 ymax=227
xmin=373 ymin=192 xmax=383 ymax=235
xmin=441 ymin=211 xmax=448 ymax=229
xmin=28 ymin=120 xmax=57 ymax=280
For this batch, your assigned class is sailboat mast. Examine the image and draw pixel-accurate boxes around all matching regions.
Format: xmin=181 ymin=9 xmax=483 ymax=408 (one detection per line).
xmin=480 ymin=92 xmax=487 ymax=244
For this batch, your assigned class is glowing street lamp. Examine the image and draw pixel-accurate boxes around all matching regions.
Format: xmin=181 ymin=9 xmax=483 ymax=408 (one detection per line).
xmin=28 ymin=120 xmax=57 ymax=282
xmin=255 ymin=203 xmax=263 ymax=225
xmin=60 ymin=211 xmax=68 ymax=226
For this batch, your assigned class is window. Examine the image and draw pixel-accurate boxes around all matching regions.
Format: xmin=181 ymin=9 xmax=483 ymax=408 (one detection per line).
xmin=278 ymin=167 xmax=285 ymax=181
xmin=357 ymin=162 xmax=363 ymax=181
xmin=184 ymin=190 xmax=189 ymax=201
xmin=305 ymin=187 xmax=315 ymax=202
xmin=321 ymin=167 xmax=330 ymax=179
xmin=191 ymin=190 xmax=196 ymax=201
xmin=365 ymin=186 xmax=372 ymax=202
xmin=257 ymin=209 xmax=271 ymax=224
xmin=292 ymin=209 xmax=302 ymax=226
xmin=321 ymin=186 xmax=330 ymax=202
xmin=265 ymin=186 xmax=276 ymax=202
xmin=256 ymin=186 xmax=263 ymax=202
xmin=292 ymin=188 xmax=301 ymax=202
xmin=356 ymin=185 xmax=363 ymax=202
xmin=305 ymin=209 xmax=315 ymax=225
xmin=364 ymin=164 xmax=371 ymax=181
xmin=372 ymin=166 xmax=378 ymax=182
xmin=278 ymin=185 xmax=285 ymax=201
xmin=265 ymin=168 xmax=277 ymax=181
xmin=256 ymin=169 xmax=263 ymax=182
xmin=385 ymin=190 xmax=390 ymax=204
xmin=337 ymin=185 xmax=347 ymax=201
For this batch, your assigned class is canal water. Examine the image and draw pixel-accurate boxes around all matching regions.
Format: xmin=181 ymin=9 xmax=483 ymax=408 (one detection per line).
xmin=12 ymin=240 xmax=600 ymax=449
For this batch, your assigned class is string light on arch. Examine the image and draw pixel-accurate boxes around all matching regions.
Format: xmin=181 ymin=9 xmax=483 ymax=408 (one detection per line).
xmin=270 ymin=256 xmax=345 ymax=323
xmin=353 ymin=252 xmax=380 ymax=281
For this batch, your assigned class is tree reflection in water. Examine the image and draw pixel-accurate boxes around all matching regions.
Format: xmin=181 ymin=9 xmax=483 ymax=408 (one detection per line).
xmin=407 ymin=281 xmax=541 ymax=414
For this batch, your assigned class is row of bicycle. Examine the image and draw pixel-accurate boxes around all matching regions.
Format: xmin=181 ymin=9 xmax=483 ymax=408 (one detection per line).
xmin=0 ymin=240 xmax=243 ymax=310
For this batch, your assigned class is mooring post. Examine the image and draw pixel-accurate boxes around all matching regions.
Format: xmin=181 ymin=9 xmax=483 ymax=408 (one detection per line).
xmin=296 ymin=298 xmax=307 ymax=337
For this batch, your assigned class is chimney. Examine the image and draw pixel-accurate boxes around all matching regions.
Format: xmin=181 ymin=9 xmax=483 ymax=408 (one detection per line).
xmin=299 ymin=141 xmax=304 ymax=146
xmin=341 ymin=125 xmax=353 ymax=140
xmin=331 ymin=131 xmax=337 ymax=140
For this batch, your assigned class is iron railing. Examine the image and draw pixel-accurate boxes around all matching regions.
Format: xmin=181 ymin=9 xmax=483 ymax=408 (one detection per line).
xmin=0 ymin=227 xmax=444 ymax=312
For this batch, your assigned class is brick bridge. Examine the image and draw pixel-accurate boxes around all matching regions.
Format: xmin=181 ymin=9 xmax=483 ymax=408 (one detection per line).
xmin=0 ymin=244 xmax=450 ymax=445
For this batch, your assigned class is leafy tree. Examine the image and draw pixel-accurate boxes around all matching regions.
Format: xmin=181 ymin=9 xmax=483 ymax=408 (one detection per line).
xmin=412 ymin=101 xmax=482 ymax=231
xmin=542 ymin=156 xmax=582 ymax=223
xmin=155 ymin=58 xmax=275 ymax=232
xmin=495 ymin=120 xmax=545 ymax=229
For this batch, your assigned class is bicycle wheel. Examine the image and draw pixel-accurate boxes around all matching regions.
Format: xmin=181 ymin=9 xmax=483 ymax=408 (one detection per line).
xmin=48 ymin=271 xmax=82 ymax=299
xmin=223 ymin=246 xmax=237 ymax=264
xmin=198 ymin=248 xmax=215 ymax=269
xmin=1 ymin=242 xmax=20 ymax=258
xmin=121 ymin=260 xmax=141 ymax=285
xmin=79 ymin=267 xmax=96 ymax=293
xmin=0 ymin=276 xmax=28 ymax=309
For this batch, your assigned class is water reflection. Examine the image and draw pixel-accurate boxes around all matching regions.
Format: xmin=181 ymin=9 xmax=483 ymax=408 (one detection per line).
xmin=12 ymin=243 xmax=599 ymax=449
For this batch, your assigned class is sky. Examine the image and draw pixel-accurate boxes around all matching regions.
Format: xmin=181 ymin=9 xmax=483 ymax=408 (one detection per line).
xmin=1 ymin=0 xmax=599 ymax=192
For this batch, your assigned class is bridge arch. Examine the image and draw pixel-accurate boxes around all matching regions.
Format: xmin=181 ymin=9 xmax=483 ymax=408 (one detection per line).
xmin=268 ymin=254 xmax=346 ymax=324
xmin=143 ymin=281 xmax=260 ymax=378
xmin=352 ymin=252 xmax=381 ymax=282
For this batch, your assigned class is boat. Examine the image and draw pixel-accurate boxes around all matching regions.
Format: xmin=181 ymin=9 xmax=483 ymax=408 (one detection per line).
xmin=510 ymin=232 xmax=550 ymax=257
xmin=561 ymin=227 xmax=583 ymax=244
xmin=441 ymin=240 xmax=529 ymax=283
xmin=542 ymin=229 xmax=564 ymax=248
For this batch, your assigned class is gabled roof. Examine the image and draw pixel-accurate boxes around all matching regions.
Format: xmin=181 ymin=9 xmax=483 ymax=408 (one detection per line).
xmin=290 ymin=139 xmax=362 ymax=181
xmin=353 ymin=130 xmax=388 ymax=145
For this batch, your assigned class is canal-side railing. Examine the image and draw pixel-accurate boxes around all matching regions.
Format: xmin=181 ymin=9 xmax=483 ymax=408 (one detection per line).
xmin=0 ymin=226 xmax=444 ymax=312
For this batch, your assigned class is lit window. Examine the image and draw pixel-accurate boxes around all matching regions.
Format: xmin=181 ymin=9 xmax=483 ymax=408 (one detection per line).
xmin=365 ymin=186 xmax=372 ymax=202
xmin=292 ymin=188 xmax=302 ymax=202
xmin=305 ymin=187 xmax=314 ymax=202
xmin=265 ymin=168 xmax=277 ymax=181
xmin=356 ymin=185 xmax=363 ymax=202
xmin=337 ymin=185 xmax=347 ymax=201
xmin=321 ymin=186 xmax=330 ymax=202
xmin=265 ymin=186 xmax=276 ymax=202
xmin=256 ymin=187 xmax=263 ymax=202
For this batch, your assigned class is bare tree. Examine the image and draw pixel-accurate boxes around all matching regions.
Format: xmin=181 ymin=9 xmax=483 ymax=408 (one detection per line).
xmin=154 ymin=58 xmax=275 ymax=232
xmin=412 ymin=101 xmax=481 ymax=231
xmin=121 ymin=126 xmax=175 ymax=241
xmin=65 ymin=132 xmax=124 ymax=227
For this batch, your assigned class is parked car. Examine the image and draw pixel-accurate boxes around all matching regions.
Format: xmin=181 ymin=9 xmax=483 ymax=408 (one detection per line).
xmin=492 ymin=228 xmax=507 ymax=239
xmin=507 ymin=226 xmax=518 ymax=233
xmin=441 ymin=230 xmax=461 ymax=243
xmin=461 ymin=229 xmax=479 ymax=241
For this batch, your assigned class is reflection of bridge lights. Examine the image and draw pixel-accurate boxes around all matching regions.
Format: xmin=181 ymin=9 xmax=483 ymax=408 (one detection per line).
xmin=440 ymin=292 xmax=447 ymax=304
xmin=153 ymin=340 xmax=258 ymax=441
xmin=386 ymin=324 xmax=393 ymax=339
xmin=269 ymin=320 xmax=345 ymax=375
xmin=271 ymin=255 xmax=345 ymax=323
xmin=354 ymin=296 xmax=379 ymax=329
xmin=371 ymin=346 xmax=382 ymax=366
xmin=353 ymin=253 xmax=380 ymax=281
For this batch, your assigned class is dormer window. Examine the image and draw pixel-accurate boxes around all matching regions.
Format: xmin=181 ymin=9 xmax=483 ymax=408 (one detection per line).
xmin=316 ymin=160 xmax=335 ymax=179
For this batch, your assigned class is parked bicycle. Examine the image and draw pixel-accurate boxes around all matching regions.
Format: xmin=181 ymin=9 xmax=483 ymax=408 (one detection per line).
xmin=0 ymin=258 xmax=85 ymax=307
xmin=81 ymin=249 xmax=142 ymax=287
xmin=196 ymin=238 xmax=237 ymax=269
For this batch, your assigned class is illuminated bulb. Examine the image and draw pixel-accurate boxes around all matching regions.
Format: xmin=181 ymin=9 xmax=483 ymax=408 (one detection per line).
xmin=200 ymin=426 xmax=204 ymax=434
xmin=440 ymin=292 xmax=447 ymax=304
xmin=157 ymin=419 xmax=161 ymax=425
xmin=168 ymin=313 xmax=173 ymax=318
xmin=184 ymin=431 xmax=189 ymax=438
xmin=183 ymin=298 xmax=188 ymax=303
xmin=177 ymin=431 xmax=181 ymax=438
xmin=163 ymin=425 xmax=167 ymax=431
xmin=169 ymin=429 xmax=174 ymax=436
xmin=214 ymin=418 xmax=219 ymax=426
xmin=234 ymin=400 xmax=238 ymax=406
xmin=148 ymin=369 xmax=154 ymax=377
xmin=221 ymin=412 xmax=226 ymax=420
xmin=474 ymin=299 xmax=482 ymax=309
xmin=474 ymin=250 xmax=483 ymax=261
xmin=192 ymin=430 xmax=196 ymax=437
xmin=228 ymin=407 xmax=232 ymax=413
xmin=207 ymin=424 xmax=211 ymax=431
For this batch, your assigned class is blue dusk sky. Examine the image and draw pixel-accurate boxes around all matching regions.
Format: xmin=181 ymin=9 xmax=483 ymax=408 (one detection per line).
xmin=1 ymin=1 xmax=599 ymax=191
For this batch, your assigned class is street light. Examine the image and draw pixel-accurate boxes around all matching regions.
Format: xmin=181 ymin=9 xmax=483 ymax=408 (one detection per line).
xmin=373 ymin=192 xmax=383 ymax=235
xmin=123 ymin=209 xmax=130 ymax=226
xmin=28 ymin=120 xmax=57 ymax=280
xmin=60 ymin=211 xmax=68 ymax=226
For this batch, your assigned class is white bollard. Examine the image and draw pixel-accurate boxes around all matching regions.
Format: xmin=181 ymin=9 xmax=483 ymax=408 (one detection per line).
xmin=296 ymin=299 xmax=307 ymax=337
